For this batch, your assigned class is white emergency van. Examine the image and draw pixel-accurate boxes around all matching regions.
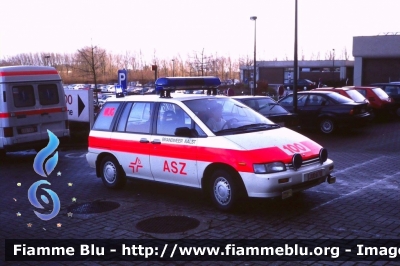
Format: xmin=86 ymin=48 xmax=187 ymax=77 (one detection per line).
xmin=0 ymin=66 xmax=69 ymax=154
xmin=86 ymin=77 xmax=335 ymax=211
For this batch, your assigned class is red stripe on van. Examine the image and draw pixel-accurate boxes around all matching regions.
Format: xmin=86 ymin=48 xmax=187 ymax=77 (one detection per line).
xmin=88 ymin=136 xmax=316 ymax=173
xmin=0 ymin=70 xmax=59 ymax=76
xmin=0 ymin=107 xmax=65 ymax=118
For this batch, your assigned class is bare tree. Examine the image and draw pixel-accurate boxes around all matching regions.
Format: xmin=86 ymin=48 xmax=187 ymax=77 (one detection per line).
xmin=76 ymin=45 xmax=106 ymax=101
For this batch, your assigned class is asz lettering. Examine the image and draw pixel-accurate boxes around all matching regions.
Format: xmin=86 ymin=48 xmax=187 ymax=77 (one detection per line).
xmin=163 ymin=161 xmax=187 ymax=175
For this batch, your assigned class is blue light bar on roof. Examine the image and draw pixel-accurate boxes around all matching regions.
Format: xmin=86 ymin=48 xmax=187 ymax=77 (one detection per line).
xmin=155 ymin=76 xmax=221 ymax=98
xmin=156 ymin=76 xmax=221 ymax=89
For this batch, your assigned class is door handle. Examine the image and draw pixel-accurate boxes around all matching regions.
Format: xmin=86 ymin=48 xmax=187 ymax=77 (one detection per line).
xmin=41 ymin=113 xmax=49 ymax=116
xmin=151 ymin=139 xmax=161 ymax=144
xmin=139 ymin=138 xmax=149 ymax=143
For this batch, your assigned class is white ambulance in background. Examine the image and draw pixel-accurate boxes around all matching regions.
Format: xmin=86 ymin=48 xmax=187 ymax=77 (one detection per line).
xmin=0 ymin=66 xmax=69 ymax=154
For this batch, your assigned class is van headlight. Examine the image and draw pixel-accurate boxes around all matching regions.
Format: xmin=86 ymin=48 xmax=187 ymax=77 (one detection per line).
xmin=253 ymin=162 xmax=286 ymax=174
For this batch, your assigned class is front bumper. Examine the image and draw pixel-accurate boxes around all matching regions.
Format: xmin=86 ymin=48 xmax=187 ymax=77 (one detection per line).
xmin=240 ymin=159 xmax=334 ymax=198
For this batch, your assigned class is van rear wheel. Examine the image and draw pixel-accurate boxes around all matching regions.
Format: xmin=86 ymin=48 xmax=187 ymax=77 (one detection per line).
xmin=100 ymin=156 xmax=126 ymax=189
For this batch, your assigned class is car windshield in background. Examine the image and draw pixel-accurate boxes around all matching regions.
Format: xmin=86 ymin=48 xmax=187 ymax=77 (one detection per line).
xmin=241 ymin=98 xmax=290 ymax=115
xmin=346 ymin=90 xmax=367 ymax=102
xmin=372 ymin=88 xmax=390 ymax=100
xmin=184 ymin=97 xmax=275 ymax=134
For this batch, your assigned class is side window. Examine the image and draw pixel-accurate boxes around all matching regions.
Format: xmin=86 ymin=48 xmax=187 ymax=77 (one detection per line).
xmin=306 ymin=95 xmax=325 ymax=106
xmin=386 ymin=86 xmax=399 ymax=96
xmin=125 ymin=102 xmax=154 ymax=134
xmin=297 ymin=95 xmax=307 ymax=107
xmin=156 ymin=103 xmax=191 ymax=135
xmin=38 ymin=84 xmax=59 ymax=105
xmin=357 ymin=89 xmax=366 ymax=97
xmin=92 ymin=102 xmax=121 ymax=131
xmin=12 ymin=85 xmax=35 ymax=107
xmin=116 ymin=103 xmax=132 ymax=132
xmin=279 ymin=95 xmax=293 ymax=107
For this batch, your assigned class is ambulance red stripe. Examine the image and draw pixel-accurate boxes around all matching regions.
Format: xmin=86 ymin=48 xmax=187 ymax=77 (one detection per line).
xmin=0 ymin=70 xmax=59 ymax=76
xmin=0 ymin=107 xmax=65 ymax=118
xmin=89 ymin=136 xmax=321 ymax=173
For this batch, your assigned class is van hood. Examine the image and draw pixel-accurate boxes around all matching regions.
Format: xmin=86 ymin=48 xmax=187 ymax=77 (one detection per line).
xmin=224 ymin=127 xmax=323 ymax=162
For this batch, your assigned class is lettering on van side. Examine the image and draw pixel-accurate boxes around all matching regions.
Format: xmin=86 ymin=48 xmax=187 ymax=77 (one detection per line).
xmin=162 ymin=137 xmax=183 ymax=143
xmin=163 ymin=160 xmax=187 ymax=175
xmin=129 ymin=157 xmax=143 ymax=173
xmin=161 ymin=137 xmax=197 ymax=145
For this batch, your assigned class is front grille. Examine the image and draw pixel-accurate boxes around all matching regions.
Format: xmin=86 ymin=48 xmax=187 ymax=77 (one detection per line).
xmin=286 ymin=156 xmax=321 ymax=170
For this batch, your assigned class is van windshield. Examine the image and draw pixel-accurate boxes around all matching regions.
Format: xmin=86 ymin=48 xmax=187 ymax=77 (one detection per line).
xmin=184 ymin=97 xmax=276 ymax=134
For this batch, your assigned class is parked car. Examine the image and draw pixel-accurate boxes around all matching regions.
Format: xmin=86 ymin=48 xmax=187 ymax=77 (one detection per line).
xmin=97 ymin=94 xmax=115 ymax=108
xmin=231 ymin=95 xmax=299 ymax=129
xmin=132 ymin=87 xmax=149 ymax=95
xmin=312 ymin=87 xmax=373 ymax=117
xmin=106 ymin=85 xmax=116 ymax=93
xmin=278 ymin=91 xmax=371 ymax=134
xmin=68 ymin=84 xmax=85 ymax=90
xmin=145 ymin=88 xmax=156 ymax=94
xmin=345 ymin=86 xmax=396 ymax=117
xmin=370 ymin=82 xmax=400 ymax=117
xmin=284 ymin=79 xmax=317 ymax=91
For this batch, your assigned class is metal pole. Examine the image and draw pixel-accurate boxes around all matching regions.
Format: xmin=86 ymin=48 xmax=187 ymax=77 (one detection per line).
xmin=332 ymin=49 xmax=335 ymax=83
xmin=172 ymin=59 xmax=175 ymax=77
xmin=293 ymin=0 xmax=298 ymax=113
xmin=250 ymin=16 xmax=257 ymax=96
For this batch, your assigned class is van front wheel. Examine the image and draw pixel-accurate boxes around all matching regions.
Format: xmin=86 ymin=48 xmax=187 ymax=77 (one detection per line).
xmin=100 ymin=156 xmax=126 ymax=189
xmin=209 ymin=170 xmax=240 ymax=211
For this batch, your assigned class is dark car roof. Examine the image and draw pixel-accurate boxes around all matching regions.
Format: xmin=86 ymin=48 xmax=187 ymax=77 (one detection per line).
xmin=343 ymin=86 xmax=378 ymax=90
xmin=371 ymin=82 xmax=400 ymax=85
xmin=231 ymin=95 xmax=274 ymax=100
xmin=296 ymin=90 xmax=333 ymax=94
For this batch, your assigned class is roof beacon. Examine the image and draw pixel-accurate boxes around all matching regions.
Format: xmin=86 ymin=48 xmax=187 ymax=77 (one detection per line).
xmin=155 ymin=76 xmax=221 ymax=98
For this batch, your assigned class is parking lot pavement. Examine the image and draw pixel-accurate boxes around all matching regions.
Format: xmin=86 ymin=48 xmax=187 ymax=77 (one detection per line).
xmin=1 ymin=119 xmax=400 ymax=265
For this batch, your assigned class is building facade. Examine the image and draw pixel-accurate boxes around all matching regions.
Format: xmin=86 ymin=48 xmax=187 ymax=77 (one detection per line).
xmin=240 ymin=34 xmax=400 ymax=88
xmin=353 ymin=34 xmax=400 ymax=85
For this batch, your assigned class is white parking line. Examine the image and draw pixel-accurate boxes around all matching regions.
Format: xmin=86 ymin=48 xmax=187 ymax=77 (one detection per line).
xmin=65 ymin=152 xmax=86 ymax=158
xmin=331 ymin=156 xmax=386 ymax=175
xmin=311 ymin=170 xmax=400 ymax=211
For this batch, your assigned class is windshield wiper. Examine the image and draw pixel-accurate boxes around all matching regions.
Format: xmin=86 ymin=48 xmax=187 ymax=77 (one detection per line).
xmin=215 ymin=123 xmax=279 ymax=135
xmin=237 ymin=123 xmax=272 ymax=129
xmin=269 ymin=103 xmax=278 ymax=111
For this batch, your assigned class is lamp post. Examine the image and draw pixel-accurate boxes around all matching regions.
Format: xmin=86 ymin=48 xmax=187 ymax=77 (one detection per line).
xmin=172 ymin=59 xmax=175 ymax=77
xmin=44 ymin=55 xmax=50 ymax=66
xmin=250 ymin=16 xmax=257 ymax=96
xmin=293 ymin=0 xmax=298 ymax=113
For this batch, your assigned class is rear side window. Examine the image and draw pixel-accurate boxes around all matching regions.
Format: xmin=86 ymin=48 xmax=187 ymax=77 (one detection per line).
xmin=92 ymin=102 xmax=121 ymax=131
xmin=122 ymin=102 xmax=154 ymax=134
xmin=38 ymin=84 xmax=59 ymax=105
xmin=12 ymin=85 xmax=35 ymax=107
